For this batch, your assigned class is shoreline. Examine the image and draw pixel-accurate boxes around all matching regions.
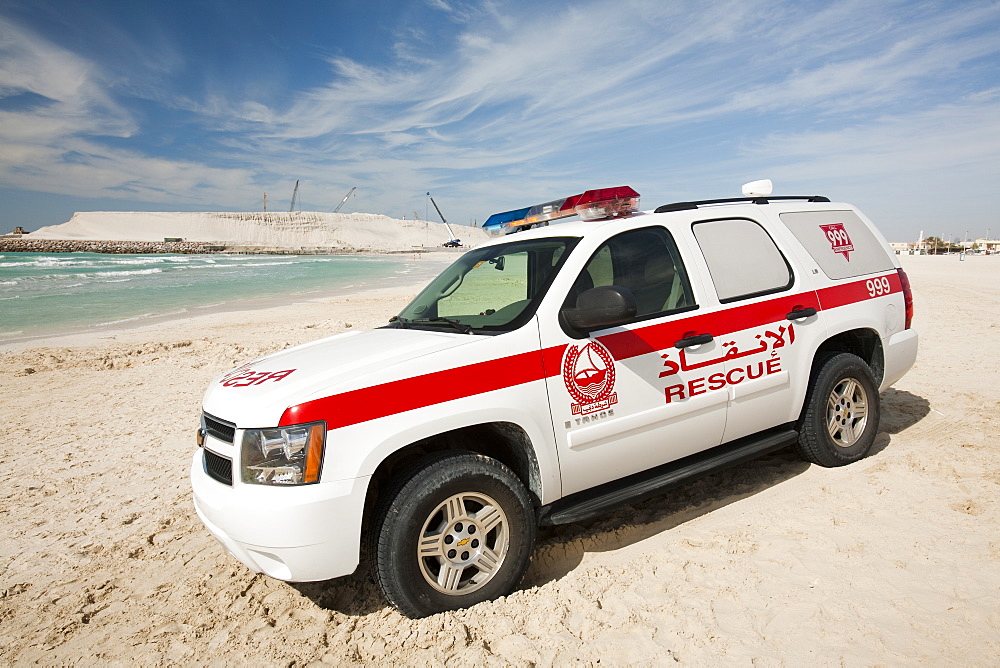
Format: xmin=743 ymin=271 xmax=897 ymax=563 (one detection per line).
xmin=0 ymin=252 xmax=454 ymax=351
xmin=0 ymin=237 xmax=469 ymax=255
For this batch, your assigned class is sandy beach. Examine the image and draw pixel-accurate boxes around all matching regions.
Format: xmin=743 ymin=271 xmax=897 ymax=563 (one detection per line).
xmin=0 ymin=253 xmax=997 ymax=665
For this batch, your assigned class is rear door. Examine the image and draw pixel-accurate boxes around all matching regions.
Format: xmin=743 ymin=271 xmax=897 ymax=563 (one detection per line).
xmin=689 ymin=216 xmax=825 ymax=442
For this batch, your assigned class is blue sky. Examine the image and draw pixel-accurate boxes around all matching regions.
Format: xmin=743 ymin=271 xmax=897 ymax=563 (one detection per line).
xmin=1 ymin=0 xmax=998 ymax=242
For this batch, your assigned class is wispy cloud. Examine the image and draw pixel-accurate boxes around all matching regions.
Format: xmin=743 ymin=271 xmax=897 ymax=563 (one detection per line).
xmin=220 ymin=0 xmax=1000 ymax=223
xmin=0 ymin=16 xmax=133 ymax=138
xmin=1 ymin=0 xmax=999 ymax=235
xmin=0 ymin=15 xmax=255 ymax=206
xmin=236 ymin=1 xmax=1000 ymax=156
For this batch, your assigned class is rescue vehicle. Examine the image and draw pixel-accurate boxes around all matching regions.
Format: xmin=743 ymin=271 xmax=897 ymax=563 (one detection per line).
xmin=192 ymin=180 xmax=918 ymax=618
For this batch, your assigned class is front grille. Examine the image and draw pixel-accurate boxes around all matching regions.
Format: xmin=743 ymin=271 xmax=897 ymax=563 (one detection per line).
xmin=204 ymin=449 xmax=233 ymax=486
xmin=203 ymin=412 xmax=236 ymax=444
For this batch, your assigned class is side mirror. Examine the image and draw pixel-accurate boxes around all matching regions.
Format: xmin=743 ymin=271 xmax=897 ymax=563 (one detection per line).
xmin=561 ymin=285 xmax=637 ymax=333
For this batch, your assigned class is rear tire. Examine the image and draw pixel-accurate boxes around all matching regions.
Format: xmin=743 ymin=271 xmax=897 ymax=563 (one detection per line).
xmin=372 ymin=451 xmax=536 ymax=618
xmin=797 ymin=352 xmax=880 ymax=467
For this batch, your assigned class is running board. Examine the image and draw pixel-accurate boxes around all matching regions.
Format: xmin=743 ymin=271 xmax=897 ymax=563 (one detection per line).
xmin=538 ymin=427 xmax=799 ymax=526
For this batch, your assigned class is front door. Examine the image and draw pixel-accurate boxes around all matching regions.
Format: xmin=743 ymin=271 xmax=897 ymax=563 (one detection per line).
xmin=539 ymin=225 xmax=729 ymax=496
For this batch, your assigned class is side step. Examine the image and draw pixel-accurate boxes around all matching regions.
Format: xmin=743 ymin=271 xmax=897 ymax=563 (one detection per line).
xmin=538 ymin=427 xmax=798 ymax=526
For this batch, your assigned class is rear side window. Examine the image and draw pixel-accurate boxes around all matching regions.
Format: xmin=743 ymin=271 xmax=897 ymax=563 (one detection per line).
xmin=779 ymin=210 xmax=894 ymax=280
xmin=693 ymin=218 xmax=792 ymax=302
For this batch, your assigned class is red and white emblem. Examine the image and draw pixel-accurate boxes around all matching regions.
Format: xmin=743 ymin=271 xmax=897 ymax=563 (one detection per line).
xmin=562 ymin=341 xmax=618 ymax=415
xmin=820 ymin=223 xmax=854 ymax=261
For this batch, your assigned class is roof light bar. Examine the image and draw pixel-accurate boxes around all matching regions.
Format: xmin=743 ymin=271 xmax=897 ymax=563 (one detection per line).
xmin=483 ymin=185 xmax=641 ymax=234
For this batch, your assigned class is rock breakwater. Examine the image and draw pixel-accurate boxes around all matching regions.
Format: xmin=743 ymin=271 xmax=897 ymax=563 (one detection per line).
xmin=0 ymin=238 xmax=224 ymax=254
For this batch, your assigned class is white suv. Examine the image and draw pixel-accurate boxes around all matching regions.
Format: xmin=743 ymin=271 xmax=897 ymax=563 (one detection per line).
xmin=191 ymin=182 xmax=917 ymax=617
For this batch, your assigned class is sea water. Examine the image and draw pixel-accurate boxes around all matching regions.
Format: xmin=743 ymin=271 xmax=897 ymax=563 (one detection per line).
xmin=0 ymin=252 xmax=432 ymax=341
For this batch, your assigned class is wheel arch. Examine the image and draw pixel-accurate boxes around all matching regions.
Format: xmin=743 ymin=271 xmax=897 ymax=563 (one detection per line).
xmin=813 ymin=327 xmax=884 ymax=385
xmin=361 ymin=421 xmax=545 ymax=540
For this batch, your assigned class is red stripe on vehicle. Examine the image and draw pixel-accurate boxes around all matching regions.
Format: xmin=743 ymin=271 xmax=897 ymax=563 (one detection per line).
xmin=280 ymin=346 xmax=568 ymax=428
xmin=279 ymin=273 xmax=895 ymax=429
xmin=596 ymin=291 xmax=823 ymax=361
xmin=816 ymin=271 xmax=900 ymax=310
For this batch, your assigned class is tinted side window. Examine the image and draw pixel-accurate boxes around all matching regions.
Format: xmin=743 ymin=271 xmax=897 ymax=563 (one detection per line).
xmin=693 ymin=218 xmax=792 ymax=302
xmin=568 ymin=226 xmax=695 ymax=319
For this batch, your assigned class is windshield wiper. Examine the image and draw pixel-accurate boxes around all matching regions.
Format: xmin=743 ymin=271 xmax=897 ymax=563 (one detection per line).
xmin=388 ymin=315 xmax=410 ymax=328
xmin=414 ymin=317 xmax=473 ymax=334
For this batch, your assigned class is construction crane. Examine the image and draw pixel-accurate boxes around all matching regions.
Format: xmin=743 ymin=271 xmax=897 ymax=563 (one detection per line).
xmin=289 ymin=180 xmax=300 ymax=212
xmin=333 ymin=187 xmax=356 ymax=213
xmin=428 ymin=194 xmax=461 ymax=247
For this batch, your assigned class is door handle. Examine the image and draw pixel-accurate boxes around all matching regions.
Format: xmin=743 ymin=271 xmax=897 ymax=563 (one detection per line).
xmin=786 ymin=307 xmax=817 ymax=320
xmin=674 ymin=333 xmax=714 ymax=349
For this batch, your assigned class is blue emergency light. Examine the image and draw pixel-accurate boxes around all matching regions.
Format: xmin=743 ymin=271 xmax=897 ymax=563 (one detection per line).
xmin=483 ymin=207 xmax=531 ymax=232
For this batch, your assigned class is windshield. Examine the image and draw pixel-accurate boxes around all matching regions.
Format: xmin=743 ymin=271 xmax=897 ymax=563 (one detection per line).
xmin=392 ymin=236 xmax=578 ymax=333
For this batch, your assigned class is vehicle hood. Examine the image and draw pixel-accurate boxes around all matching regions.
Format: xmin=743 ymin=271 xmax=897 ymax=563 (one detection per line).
xmin=202 ymin=328 xmax=481 ymax=427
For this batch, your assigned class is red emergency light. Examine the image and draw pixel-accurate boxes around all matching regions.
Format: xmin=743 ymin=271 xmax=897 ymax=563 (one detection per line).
xmin=561 ymin=186 xmax=640 ymax=221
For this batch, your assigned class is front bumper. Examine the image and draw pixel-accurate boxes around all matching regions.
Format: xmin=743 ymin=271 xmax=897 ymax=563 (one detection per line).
xmin=190 ymin=450 xmax=369 ymax=582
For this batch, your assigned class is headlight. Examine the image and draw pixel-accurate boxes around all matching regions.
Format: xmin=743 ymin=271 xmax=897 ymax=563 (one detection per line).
xmin=241 ymin=422 xmax=325 ymax=485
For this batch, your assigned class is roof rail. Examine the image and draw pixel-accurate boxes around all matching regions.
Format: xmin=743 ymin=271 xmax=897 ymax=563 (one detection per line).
xmin=654 ymin=195 xmax=830 ymax=213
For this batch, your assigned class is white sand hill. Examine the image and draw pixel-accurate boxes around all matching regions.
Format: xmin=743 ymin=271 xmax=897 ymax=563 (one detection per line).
xmin=29 ymin=211 xmax=491 ymax=251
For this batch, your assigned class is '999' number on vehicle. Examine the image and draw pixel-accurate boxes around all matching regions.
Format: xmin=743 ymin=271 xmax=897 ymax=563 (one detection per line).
xmin=866 ymin=276 xmax=892 ymax=297
xmin=825 ymin=227 xmax=851 ymax=245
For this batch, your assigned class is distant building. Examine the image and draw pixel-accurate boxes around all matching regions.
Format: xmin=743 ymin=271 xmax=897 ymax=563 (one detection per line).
xmin=891 ymin=238 xmax=999 ymax=254
xmin=971 ymin=238 xmax=1000 ymax=253
xmin=889 ymin=241 xmax=931 ymax=254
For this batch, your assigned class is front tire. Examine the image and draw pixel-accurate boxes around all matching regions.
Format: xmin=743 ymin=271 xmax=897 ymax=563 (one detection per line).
xmin=797 ymin=352 xmax=880 ymax=467
xmin=372 ymin=452 xmax=536 ymax=618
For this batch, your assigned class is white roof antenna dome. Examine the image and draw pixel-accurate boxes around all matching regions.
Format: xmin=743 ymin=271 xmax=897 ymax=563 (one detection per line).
xmin=742 ymin=179 xmax=773 ymax=197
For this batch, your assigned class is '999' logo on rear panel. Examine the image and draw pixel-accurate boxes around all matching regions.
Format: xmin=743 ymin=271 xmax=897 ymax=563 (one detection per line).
xmin=820 ymin=223 xmax=854 ymax=261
